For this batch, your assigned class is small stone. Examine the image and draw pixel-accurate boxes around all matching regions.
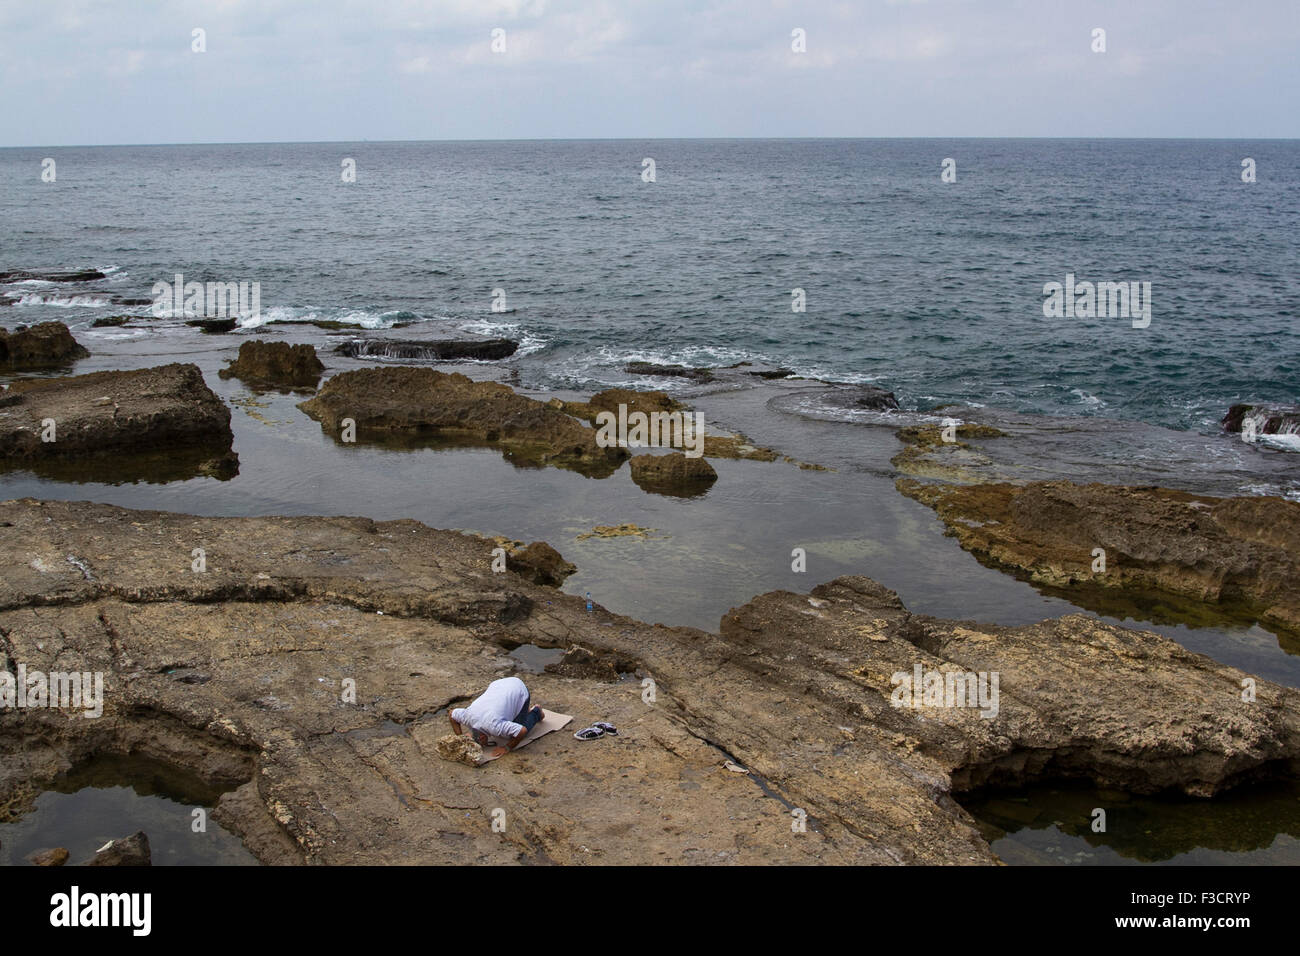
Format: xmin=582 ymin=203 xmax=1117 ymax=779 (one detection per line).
xmin=26 ymin=847 xmax=69 ymax=866
xmin=436 ymin=733 xmax=484 ymax=767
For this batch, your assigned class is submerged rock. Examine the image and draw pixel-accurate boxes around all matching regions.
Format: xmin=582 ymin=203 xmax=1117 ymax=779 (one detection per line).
xmin=336 ymin=338 xmax=518 ymax=362
xmin=576 ymin=522 xmax=658 ymax=539
xmin=0 ymin=363 xmax=237 ymax=480
xmin=219 ymin=340 xmax=324 ymax=390
xmin=891 ymin=422 xmax=1007 ymax=482
xmin=898 ymin=478 xmax=1300 ymax=636
xmin=0 ymin=322 xmax=88 ymax=368
xmin=1 ymin=500 xmax=1296 ymax=866
xmin=624 ymin=361 xmax=715 ymax=383
xmin=298 ymin=367 xmax=627 ymax=476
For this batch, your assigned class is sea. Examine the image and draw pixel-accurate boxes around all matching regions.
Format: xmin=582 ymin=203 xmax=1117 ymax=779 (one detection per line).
xmin=2 ymin=139 xmax=1299 ymax=865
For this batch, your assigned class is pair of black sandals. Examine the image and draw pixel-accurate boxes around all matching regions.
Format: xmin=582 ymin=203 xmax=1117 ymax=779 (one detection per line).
xmin=573 ymin=721 xmax=618 ymax=740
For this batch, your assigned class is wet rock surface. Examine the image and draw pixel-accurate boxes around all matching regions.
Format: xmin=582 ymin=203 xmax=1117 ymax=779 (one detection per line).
xmin=0 ymin=322 xmax=89 ymax=369
xmin=0 ymin=269 xmax=107 ymax=284
xmin=624 ymin=361 xmax=716 ymax=383
xmin=337 ymin=338 xmax=519 ymax=362
xmin=1223 ymin=403 xmax=1300 ymax=438
xmin=898 ymin=478 xmax=1300 ymax=636
xmin=219 ymin=340 xmax=324 ymax=391
xmin=186 ymin=318 xmax=238 ymax=334
xmin=81 ymin=831 xmax=151 ymax=866
xmin=26 ymin=846 xmax=69 ymax=866
xmin=298 ymin=367 xmax=627 ymax=476
xmin=2 ymin=499 xmax=1296 ymax=865
xmin=891 ymin=423 xmax=1007 ymax=482
xmin=559 ymin=387 xmax=685 ymax=423
xmin=0 ymin=363 xmax=237 ymax=480
xmin=629 ymin=452 xmax=718 ymax=496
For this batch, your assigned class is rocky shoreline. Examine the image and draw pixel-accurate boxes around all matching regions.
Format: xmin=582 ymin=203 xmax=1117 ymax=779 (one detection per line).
xmin=2 ymin=330 xmax=1299 ymax=865
xmin=897 ymin=478 xmax=1300 ymax=640
xmin=2 ymin=498 xmax=1297 ymax=865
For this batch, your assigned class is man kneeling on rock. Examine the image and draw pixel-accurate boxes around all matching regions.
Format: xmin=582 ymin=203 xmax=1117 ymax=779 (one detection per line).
xmin=449 ymin=676 xmax=544 ymax=758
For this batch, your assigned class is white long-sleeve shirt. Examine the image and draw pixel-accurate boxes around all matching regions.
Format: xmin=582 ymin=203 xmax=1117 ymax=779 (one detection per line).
xmin=451 ymin=677 xmax=529 ymax=744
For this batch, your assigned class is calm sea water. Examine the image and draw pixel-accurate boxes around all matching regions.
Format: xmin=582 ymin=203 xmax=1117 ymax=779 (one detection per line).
xmin=2 ymin=139 xmax=1297 ymax=432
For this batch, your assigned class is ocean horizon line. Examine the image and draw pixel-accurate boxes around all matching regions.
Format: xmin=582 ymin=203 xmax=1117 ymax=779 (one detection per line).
xmin=3 ymin=135 xmax=1299 ymax=151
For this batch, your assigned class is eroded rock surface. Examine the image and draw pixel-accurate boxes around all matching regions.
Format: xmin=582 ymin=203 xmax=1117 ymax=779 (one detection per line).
xmin=629 ymin=452 xmax=718 ymax=496
xmin=2 ymin=500 xmax=1296 ymax=866
xmin=891 ymin=423 xmax=1007 ymax=482
xmin=1223 ymin=403 xmax=1300 ymax=439
xmin=898 ymin=478 xmax=1300 ymax=636
xmin=0 ymin=364 xmax=237 ymax=481
xmin=0 ymin=322 xmax=89 ymax=368
xmin=219 ymin=340 xmax=324 ymax=390
xmin=26 ymin=846 xmax=69 ymax=866
xmin=299 ymin=367 xmax=627 ymax=476
xmin=336 ymin=338 xmax=518 ymax=362
xmin=82 ymin=831 xmax=151 ymax=866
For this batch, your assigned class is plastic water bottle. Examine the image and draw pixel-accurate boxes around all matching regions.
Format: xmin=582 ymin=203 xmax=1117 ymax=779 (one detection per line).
xmin=585 ymin=591 xmax=593 ymax=612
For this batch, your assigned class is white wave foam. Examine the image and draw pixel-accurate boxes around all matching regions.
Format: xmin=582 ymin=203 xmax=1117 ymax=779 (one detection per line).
xmin=1068 ymin=388 xmax=1105 ymax=408
xmin=456 ymin=319 xmax=546 ymax=356
xmin=774 ymin=395 xmax=934 ymax=427
xmin=237 ymin=306 xmax=410 ymax=330
xmin=1255 ymin=434 xmax=1300 ymax=453
xmin=16 ymin=293 xmax=111 ymax=307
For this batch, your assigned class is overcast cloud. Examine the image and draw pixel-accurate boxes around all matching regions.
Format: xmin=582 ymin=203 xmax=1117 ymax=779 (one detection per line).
xmin=1 ymin=0 xmax=1296 ymax=146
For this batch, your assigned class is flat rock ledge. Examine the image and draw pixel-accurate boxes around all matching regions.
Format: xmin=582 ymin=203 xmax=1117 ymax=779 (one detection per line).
xmin=898 ymin=478 xmax=1300 ymax=637
xmin=0 ymin=363 xmax=237 ymax=480
xmin=2 ymin=499 xmax=1296 ymax=865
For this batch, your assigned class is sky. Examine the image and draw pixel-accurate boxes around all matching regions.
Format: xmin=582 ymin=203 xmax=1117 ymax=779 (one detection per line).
xmin=1 ymin=0 xmax=1297 ymax=146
